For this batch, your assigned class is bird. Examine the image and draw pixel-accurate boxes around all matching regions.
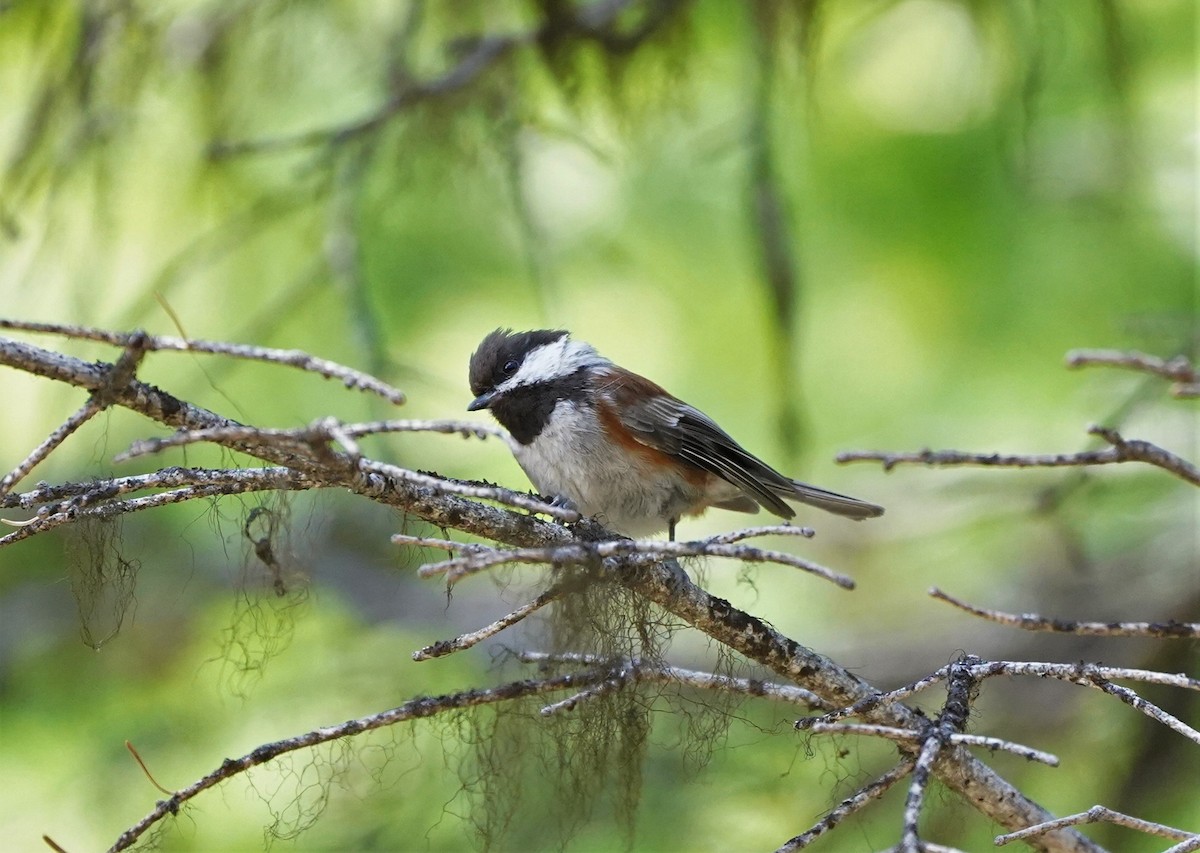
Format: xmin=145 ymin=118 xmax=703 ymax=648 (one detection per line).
xmin=467 ymin=328 xmax=884 ymax=539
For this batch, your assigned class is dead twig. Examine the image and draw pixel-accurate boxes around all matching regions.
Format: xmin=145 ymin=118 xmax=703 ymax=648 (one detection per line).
xmin=930 ymin=587 xmax=1199 ymax=639
xmin=996 ymin=804 xmax=1198 ymax=847
xmin=107 ymin=669 xmax=611 ymax=852
xmin=406 ymin=535 xmax=854 ymax=589
xmin=837 ymin=424 xmax=1199 ymax=487
xmin=1066 ymin=348 xmax=1197 ymax=387
xmin=775 ymin=760 xmax=917 ymax=852
xmin=0 ymin=320 xmax=406 ymax=403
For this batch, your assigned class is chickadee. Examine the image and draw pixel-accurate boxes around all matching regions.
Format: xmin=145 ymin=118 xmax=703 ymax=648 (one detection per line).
xmin=468 ymin=328 xmax=883 ymax=538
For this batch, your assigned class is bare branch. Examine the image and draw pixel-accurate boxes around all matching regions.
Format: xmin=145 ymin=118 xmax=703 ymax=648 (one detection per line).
xmin=0 ymin=398 xmax=101 ymax=498
xmin=1 ymin=467 xmax=310 ymax=512
xmin=0 ymin=332 xmax=149 ymax=498
xmin=930 ymin=587 xmax=1200 ymax=639
xmin=805 ymin=723 xmax=1059 ymax=766
xmin=837 ymin=425 xmax=1199 ymax=487
xmin=975 ymin=662 xmax=1199 ymax=692
xmin=899 ymin=657 xmax=978 ymax=852
xmin=540 ymin=674 xmax=628 ymax=715
xmin=517 ymin=652 xmax=829 ymax=710
xmin=996 ymin=805 xmax=1198 ymax=847
xmin=963 ymin=661 xmax=1199 ymax=744
xmin=409 ymin=536 xmax=855 ymax=589
xmin=1089 ymin=678 xmax=1200 ymax=745
xmin=106 ymin=670 xmax=610 ymax=852
xmin=1 ymin=472 xmax=319 ymax=548
xmin=412 ymin=584 xmax=569 ymax=661
xmin=901 ymin=735 xmax=946 ymax=852
xmin=115 ymin=421 xmax=576 ymax=521
xmin=1065 ymin=348 xmax=1197 ymax=383
xmin=795 ymin=671 xmax=952 ymax=731
xmin=1085 ymin=425 xmax=1200 ymax=486
xmin=117 ymin=419 xmax=507 ymax=458
xmin=0 ymin=321 xmax=406 ymax=403
xmin=701 ymin=524 xmax=815 ymax=544
xmin=775 ymin=759 xmax=917 ymax=852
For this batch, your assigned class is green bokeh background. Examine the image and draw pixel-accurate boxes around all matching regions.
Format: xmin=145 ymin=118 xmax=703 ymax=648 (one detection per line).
xmin=0 ymin=2 xmax=1195 ymax=851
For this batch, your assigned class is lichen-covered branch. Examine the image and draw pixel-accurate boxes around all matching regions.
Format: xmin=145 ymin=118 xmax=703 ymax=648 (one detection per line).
xmin=0 ymin=330 xmax=1107 ymax=852
xmin=106 ymin=670 xmax=612 ymax=852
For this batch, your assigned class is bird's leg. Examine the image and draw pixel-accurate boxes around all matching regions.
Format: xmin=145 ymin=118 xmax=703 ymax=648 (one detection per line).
xmin=547 ymin=494 xmax=579 ymax=513
xmin=668 ymin=517 xmax=677 ymax=542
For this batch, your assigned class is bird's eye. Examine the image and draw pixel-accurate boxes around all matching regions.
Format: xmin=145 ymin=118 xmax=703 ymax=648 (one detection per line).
xmin=502 ymin=359 xmax=519 ymax=375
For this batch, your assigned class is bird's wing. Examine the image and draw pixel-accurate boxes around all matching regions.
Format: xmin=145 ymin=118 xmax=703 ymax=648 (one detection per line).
xmin=607 ymin=383 xmax=796 ymax=517
xmin=602 ymin=371 xmax=884 ymax=521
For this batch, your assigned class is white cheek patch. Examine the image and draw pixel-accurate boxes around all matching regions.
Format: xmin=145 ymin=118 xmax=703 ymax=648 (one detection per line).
xmin=498 ymin=337 xmax=608 ymax=393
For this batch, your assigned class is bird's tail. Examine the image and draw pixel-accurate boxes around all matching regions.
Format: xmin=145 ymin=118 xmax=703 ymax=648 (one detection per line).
xmin=785 ymin=481 xmax=885 ymax=521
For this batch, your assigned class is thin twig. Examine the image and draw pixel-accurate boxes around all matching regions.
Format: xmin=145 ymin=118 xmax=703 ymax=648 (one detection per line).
xmin=0 ymin=398 xmax=101 ymax=498
xmin=126 ymin=741 xmax=172 ymax=795
xmin=1065 ymin=349 xmax=1196 ymax=383
xmin=775 ymin=759 xmax=917 ymax=852
xmin=837 ymin=426 xmax=1200 ymax=487
xmin=412 ymin=583 xmax=569 ymax=661
xmin=795 ymin=671 xmax=950 ymax=731
xmin=0 ymin=320 xmax=406 ymax=404
xmin=117 ymin=419 xmax=507 ymax=458
xmin=540 ymin=675 xmax=628 ymax=715
xmin=702 ymin=524 xmax=815 ymax=545
xmin=965 ymin=661 xmax=1200 ymax=744
xmin=901 ymin=735 xmax=945 ymax=852
xmin=115 ymin=422 xmax=575 ymax=521
xmin=805 ymin=723 xmax=1059 ymax=766
xmin=2 ymin=467 xmax=311 ymax=511
xmin=0 ymin=475 xmax=320 ymax=548
xmin=1086 ymin=425 xmax=1200 ymax=486
xmin=930 ymin=587 xmax=1200 ymax=639
xmin=517 ymin=652 xmax=830 ymax=710
xmin=1 ymin=333 xmax=149 ymax=498
xmin=1091 ymin=678 xmax=1200 ymax=745
xmin=996 ymin=805 xmax=1198 ymax=846
xmin=412 ymin=537 xmax=855 ymax=589
xmin=107 ymin=670 xmax=609 ymax=852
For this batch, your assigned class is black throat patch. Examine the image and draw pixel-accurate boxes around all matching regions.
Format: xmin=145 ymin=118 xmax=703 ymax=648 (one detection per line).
xmin=490 ymin=371 xmax=591 ymax=445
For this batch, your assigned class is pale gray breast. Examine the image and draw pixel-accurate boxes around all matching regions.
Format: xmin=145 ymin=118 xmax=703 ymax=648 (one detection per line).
xmin=514 ymin=399 xmax=698 ymax=535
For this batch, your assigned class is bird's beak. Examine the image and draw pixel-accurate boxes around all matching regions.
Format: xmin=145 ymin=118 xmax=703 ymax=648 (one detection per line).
xmin=467 ymin=391 xmax=497 ymax=412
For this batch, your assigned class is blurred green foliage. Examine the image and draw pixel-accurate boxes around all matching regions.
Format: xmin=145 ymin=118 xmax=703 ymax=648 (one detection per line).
xmin=0 ymin=1 xmax=1195 ymax=851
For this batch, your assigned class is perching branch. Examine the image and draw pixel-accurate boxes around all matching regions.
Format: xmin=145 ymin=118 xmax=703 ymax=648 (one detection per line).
xmin=400 ymin=532 xmax=854 ymax=588
xmin=0 ymin=328 xmax=1123 ymax=852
